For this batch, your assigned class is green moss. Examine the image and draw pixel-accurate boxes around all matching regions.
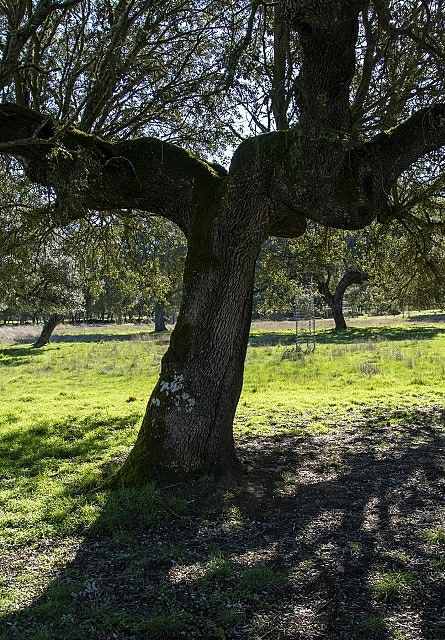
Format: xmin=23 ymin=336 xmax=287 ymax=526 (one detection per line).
xmin=115 ymin=137 xmax=221 ymax=191
xmin=230 ymin=130 xmax=295 ymax=175
xmin=112 ymin=412 xmax=168 ymax=486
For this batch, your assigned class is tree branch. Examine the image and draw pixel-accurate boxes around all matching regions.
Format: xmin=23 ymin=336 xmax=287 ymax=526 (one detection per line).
xmin=0 ymin=0 xmax=82 ymax=90
xmin=368 ymin=103 xmax=445 ymax=186
xmin=0 ymin=103 xmax=224 ymax=235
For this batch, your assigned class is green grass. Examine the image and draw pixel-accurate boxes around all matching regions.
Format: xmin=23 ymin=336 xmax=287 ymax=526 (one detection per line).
xmin=422 ymin=527 xmax=445 ymax=544
xmin=2 ymin=321 xmax=445 ymax=547
xmin=372 ymin=569 xmax=414 ymax=601
xmin=0 ymin=335 xmax=163 ymax=547
xmin=1 ymin=319 xmax=445 ymax=638
xmin=238 ymin=323 xmax=445 ymax=435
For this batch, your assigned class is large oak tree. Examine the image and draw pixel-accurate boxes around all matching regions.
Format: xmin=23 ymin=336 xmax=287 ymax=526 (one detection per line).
xmin=1 ymin=1 xmax=445 ymax=483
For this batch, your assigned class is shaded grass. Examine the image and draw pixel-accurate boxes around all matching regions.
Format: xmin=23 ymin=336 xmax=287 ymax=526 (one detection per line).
xmin=1 ymin=412 xmax=445 ymax=639
xmin=1 ymin=320 xmax=445 ymax=638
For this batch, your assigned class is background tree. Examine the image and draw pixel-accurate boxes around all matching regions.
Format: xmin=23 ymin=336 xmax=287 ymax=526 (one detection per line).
xmin=0 ymin=161 xmax=186 ymax=335
xmin=256 ymin=226 xmax=370 ymax=329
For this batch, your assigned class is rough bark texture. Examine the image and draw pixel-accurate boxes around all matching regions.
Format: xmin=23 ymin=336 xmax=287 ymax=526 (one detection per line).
xmin=33 ymin=313 xmax=64 ymax=347
xmin=116 ymin=165 xmax=290 ymax=484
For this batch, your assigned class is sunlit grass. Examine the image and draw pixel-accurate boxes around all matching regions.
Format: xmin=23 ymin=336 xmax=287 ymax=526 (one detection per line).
xmin=0 ymin=335 xmax=162 ymax=547
xmin=1 ymin=319 xmax=445 ymax=638
xmin=237 ymin=324 xmax=445 ymax=436
xmin=1 ymin=321 xmax=445 ymax=548
xmin=372 ymin=569 xmax=414 ymax=601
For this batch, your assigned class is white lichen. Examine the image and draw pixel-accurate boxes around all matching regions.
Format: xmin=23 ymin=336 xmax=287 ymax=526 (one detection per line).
xmin=160 ymin=374 xmax=184 ymax=394
xmin=157 ymin=375 xmax=196 ymax=411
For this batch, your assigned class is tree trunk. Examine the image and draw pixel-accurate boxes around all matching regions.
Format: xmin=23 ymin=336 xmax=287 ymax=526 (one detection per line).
xmin=318 ymin=270 xmax=367 ymax=331
xmin=33 ymin=313 xmax=64 ymax=347
xmin=115 ymin=203 xmax=265 ymax=485
xmin=154 ymin=303 xmax=167 ymax=332
xmin=331 ymin=299 xmax=347 ymax=331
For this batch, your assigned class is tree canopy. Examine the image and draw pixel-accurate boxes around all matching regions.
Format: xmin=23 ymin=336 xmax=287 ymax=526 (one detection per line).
xmin=1 ymin=1 xmax=445 ymax=483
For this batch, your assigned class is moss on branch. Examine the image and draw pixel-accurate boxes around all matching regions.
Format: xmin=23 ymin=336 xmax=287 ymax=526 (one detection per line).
xmin=0 ymin=103 xmax=226 ymax=232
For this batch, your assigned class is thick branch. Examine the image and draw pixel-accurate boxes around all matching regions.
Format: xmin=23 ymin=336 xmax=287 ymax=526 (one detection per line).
xmin=367 ymin=104 xmax=445 ymax=187
xmin=281 ymin=0 xmax=363 ymax=132
xmin=0 ymin=103 xmax=224 ymax=235
xmin=334 ymin=270 xmax=368 ymax=300
xmin=318 ymin=269 xmax=368 ymax=330
xmin=318 ymin=269 xmax=368 ymax=304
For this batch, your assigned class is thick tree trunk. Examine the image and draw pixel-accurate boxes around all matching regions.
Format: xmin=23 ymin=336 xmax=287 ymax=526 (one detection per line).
xmin=154 ymin=303 xmax=167 ymax=332
xmin=33 ymin=313 xmax=64 ymax=347
xmin=115 ymin=200 xmax=265 ymax=484
xmin=331 ymin=300 xmax=348 ymax=331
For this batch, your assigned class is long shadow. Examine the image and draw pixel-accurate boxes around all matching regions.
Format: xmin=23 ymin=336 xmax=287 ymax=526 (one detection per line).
xmin=0 ymin=332 xmax=171 ymax=365
xmin=407 ymin=312 xmax=445 ymax=323
xmin=14 ymin=331 xmax=172 ymax=345
xmin=248 ymin=324 xmax=445 ymax=348
xmin=5 ymin=324 xmax=444 ymax=351
xmin=50 ymin=331 xmax=171 ymax=344
xmin=0 ymin=346 xmax=48 ymax=366
xmin=1 ymin=407 xmax=444 ymax=639
xmin=316 ymin=325 xmax=445 ymax=344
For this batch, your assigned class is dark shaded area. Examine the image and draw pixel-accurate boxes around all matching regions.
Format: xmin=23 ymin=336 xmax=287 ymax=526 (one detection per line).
xmin=2 ymin=331 xmax=172 ymax=347
xmin=50 ymin=332 xmax=170 ymax=344
xmin=249 ymin=325 xmax=445 ymax=348
xmin=315 ymin=325 xmax=445 ymax=344
xmin=1 ymin=406 xmax=444 ymax=639
xmin=407 ymin=313 xmax=445 ymax=323
xmin=0 ymin=346 xmax=49 ymax=365
xmin=3 ymin=322 xmax=444 ymax=350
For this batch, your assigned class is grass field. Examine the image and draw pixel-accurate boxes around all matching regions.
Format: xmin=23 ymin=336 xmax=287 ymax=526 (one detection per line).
xmin=1 ymin=316 xmax=445 ymax=639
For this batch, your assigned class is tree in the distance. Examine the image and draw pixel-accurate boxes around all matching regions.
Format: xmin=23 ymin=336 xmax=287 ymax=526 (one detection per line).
xmin=1 ymin=2 xmax=445 ymax=483
xmin=317 ymin=269 xmax=368 ymax=330
xmin=256 ymin=227 xmax=369 ymax=330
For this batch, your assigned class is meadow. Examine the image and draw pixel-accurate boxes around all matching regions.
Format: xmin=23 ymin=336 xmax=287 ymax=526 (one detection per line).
xmin=1 ymin=316 xmax=445 ymax=639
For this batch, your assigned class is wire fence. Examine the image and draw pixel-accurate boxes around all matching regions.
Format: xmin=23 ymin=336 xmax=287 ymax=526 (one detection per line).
xmin=295 ymin=292 xmax=316 ymax=353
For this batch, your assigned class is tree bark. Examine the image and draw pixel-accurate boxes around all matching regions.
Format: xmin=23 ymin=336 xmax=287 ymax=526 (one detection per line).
xmin=154 ymin=303 xmax=167 ymax=332
xmin=33 ymin=313 xmax=64 ymax=347
xmin=331 ymin=299 xmax=348 ymax=332
xmin=116 ymin=195 xmax=267 ymax=484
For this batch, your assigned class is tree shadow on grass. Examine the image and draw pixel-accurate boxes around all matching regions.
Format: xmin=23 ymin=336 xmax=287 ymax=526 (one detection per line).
xmin=1 ymin=329 xmax=172 ymax=348
xmin=1 ymin=407 xmax=445 ymax=639
xmin=316 ymin=325 xmax=445 ymax=344
xmin=0 ymin=346 xmax=50 ymax=366
xmin=248 ymin=325 xmax=445 ymax=348
xmin=50 ymin=332 xmax=171 ymax=345
xmin=0 ymin=414 xmax=139 ymax=481
xmin=407 ymin=313 xmax=445 ymax=324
